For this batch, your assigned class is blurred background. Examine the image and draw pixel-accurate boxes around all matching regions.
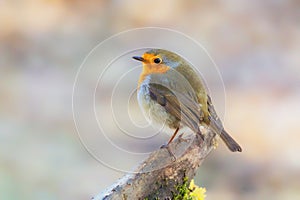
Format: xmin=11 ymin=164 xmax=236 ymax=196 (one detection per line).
xmin=1 ymin=0 xmax=300 ymax=200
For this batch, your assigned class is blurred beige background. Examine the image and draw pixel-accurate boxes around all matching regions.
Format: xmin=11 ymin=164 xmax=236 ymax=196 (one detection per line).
xmin=1 ymin=0 xmax=300 ymax=200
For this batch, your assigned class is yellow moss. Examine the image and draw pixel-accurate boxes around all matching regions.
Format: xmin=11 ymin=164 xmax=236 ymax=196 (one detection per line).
xmin=188 ymin=179 xmax=206 ymax=200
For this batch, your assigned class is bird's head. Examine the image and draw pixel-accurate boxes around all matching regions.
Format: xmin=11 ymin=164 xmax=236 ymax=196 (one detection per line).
xmin=133 ymin=49 xmax=189 ymax=86
xmin=133 ymin=49 xmax=184 ymax=69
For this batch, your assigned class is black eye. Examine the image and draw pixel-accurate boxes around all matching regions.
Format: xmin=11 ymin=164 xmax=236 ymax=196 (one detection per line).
xmin=153 ymin=58 xmax=162 ymax=64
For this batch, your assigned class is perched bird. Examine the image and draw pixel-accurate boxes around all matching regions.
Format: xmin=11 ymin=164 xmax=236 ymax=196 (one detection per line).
xmin=133 ymin=49 xmax=242 ymax=152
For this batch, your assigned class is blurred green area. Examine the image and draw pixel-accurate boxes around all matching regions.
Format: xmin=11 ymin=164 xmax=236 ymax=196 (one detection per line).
xmin=1 ymin=0 xmax=300 ymax=200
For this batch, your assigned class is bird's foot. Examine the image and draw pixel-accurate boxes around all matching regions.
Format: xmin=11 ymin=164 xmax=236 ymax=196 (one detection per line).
xmin=174 ymin=133 xmax=190 ymax=149
xmin=196 ymin=130 xmax=205 ymax=140
xmin=160 ymin=143 xmax=176 ymax=162
xmin=177 ymin=133 xmax=190 ymax=143
xmin=195 ymin=131 xmax=205 ymax=146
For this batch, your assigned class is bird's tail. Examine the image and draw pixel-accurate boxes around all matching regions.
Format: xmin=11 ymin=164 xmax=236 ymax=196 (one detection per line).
xmin=207 ymin=95 xmax=242 ymax=152
xmin=219 ymin=129 xmax=242 ymax=152
xmin=208 ymin=115 xmax=242 ymax=152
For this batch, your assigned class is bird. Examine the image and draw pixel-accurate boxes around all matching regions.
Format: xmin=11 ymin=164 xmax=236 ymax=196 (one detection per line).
xmin=133 ymin=49 xmax=242 ymax=152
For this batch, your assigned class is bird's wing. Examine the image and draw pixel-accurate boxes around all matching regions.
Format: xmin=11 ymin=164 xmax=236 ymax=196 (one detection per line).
xmin=207 ymin=95 xmax=223 ymax=131
xmin=148 ymin=83 xmax=203 ymax=133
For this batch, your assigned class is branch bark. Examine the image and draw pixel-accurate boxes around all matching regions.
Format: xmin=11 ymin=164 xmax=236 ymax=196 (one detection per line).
xmin=93 ymin=125 xmax=216 ymax=200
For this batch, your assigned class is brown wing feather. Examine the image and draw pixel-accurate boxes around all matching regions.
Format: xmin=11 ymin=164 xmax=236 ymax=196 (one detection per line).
xmin=148 ymin=83 xmax=202 ymax=133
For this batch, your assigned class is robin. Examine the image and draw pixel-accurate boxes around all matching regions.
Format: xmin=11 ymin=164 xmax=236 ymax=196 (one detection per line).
xmin=133 ymin=49 xmax=242 ymax=152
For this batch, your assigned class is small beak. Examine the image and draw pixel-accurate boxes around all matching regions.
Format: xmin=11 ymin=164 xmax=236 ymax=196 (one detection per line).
xmin=132 ymin=56 xmax=144 ymax=62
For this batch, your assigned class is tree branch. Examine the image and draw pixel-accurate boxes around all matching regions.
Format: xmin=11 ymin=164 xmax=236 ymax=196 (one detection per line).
xmin=93 ymin=125 xmax=216 ymax=200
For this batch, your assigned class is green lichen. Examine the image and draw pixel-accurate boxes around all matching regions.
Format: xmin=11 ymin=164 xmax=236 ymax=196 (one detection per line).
xmin=173 ymin=176 xmax=191 ymax=200
xmin=144 ymin=176 xmax=205 ymax=200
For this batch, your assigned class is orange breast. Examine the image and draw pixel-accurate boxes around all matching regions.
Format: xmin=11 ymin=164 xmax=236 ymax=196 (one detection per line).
xmin=138 ymin=64 xmax=170 ymax=86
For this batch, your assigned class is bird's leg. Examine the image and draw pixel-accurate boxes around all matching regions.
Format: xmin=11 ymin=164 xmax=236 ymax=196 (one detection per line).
xmin=195 ymin=130 xmax=205 ymax=146
xmin=160 ymin=127 xmax=180 ymax=161
xmin=197 ymin=127 xmax=205 ymax=141
xmin=167 ymin=127 xmax=180 ymax=145
xmin=163 ymin=145 xmax=176 ymax=162
xmin=160 ymin=127 xmax=180 ymax=148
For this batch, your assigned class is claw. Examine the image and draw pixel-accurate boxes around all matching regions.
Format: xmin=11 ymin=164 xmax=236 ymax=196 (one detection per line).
xmin=160 ymin=143 xmax=176 ymax=161
xmin=174 ymin=133 xmax=190 ymax=149
xmin=160 ymin=143 xmax=168 ymax=149
xmin=177 ymin=133 xmax=189 ymax=143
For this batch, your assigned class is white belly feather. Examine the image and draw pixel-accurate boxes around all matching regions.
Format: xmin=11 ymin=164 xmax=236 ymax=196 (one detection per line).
xmin=137 ymin=81 xmax=177 ymax=130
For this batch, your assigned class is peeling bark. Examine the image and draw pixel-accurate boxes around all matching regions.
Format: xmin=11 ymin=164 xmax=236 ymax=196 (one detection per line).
xmin=94 ymin=125 xmax=216 ymax=200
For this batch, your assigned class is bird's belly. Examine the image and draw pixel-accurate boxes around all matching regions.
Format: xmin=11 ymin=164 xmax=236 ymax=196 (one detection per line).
xmin=137 ymin=85 xmax=178 ymax=129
